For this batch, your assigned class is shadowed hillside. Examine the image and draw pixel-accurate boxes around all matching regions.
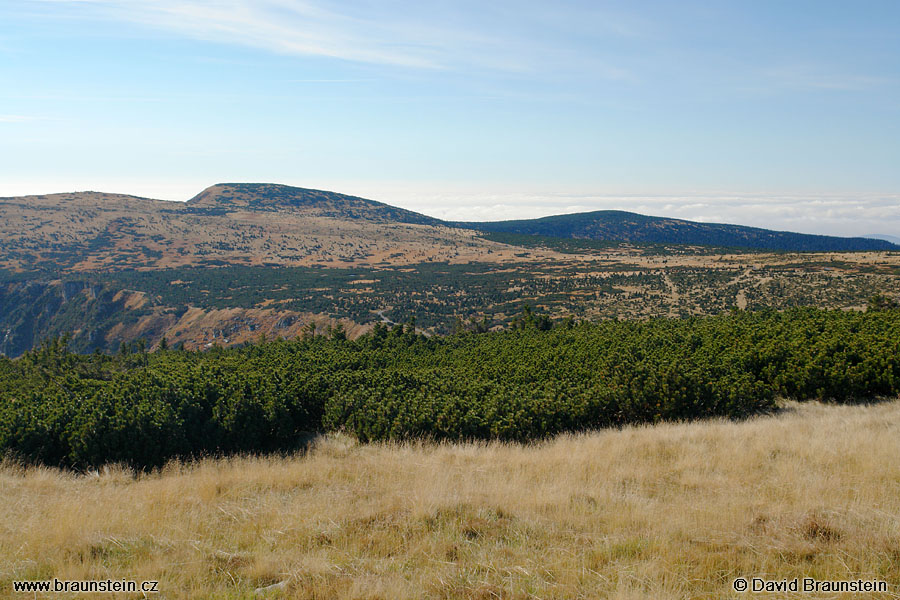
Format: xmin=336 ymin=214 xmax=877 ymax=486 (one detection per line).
xmin=460 ymin=210 xmax=899 ymax=252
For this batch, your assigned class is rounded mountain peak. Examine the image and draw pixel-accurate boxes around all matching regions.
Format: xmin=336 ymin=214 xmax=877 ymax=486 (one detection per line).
xmin=185 ymin=182 xmax=443 ymax=225
xmin=187 ymin=183 xmax=343 ymax=209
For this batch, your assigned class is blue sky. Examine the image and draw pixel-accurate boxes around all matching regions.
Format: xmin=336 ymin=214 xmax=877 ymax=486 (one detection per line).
xmin=1 ymin=0 xmax=898 ymax=236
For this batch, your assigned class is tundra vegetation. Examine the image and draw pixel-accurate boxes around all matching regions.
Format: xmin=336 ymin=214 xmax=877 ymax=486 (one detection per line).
xmin=2 ymin=251 xmax=899 ymax=356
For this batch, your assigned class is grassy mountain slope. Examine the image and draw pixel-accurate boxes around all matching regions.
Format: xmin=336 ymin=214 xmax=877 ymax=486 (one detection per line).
xmin=0 ymin=185 xmax=514 ymax=273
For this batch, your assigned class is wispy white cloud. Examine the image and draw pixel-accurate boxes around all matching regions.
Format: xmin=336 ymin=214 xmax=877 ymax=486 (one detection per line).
xmin=22 ymin=0 xmax=637 ymax=76
xmin=23 ymin=0 xmax=447 ymax=67
xmin=19 ymin=0 xmax=448 ymax=68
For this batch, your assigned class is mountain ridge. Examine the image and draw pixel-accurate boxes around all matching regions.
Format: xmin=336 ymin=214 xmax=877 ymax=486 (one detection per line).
xmin=182 ymin=183 xmax=898 ymax=252
xmin=1 ymin=183 xmax=896 ymax=256
xmin=457 ymin=209 xmax=898 ymax=252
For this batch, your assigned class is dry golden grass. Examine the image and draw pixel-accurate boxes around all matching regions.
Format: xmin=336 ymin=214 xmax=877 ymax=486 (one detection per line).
xmin=2 ymin=400 xmax=900 ymax=599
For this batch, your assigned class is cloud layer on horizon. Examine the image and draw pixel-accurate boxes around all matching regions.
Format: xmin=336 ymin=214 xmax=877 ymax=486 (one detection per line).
xmin=383 ymin=190 xmax=900 ymax=239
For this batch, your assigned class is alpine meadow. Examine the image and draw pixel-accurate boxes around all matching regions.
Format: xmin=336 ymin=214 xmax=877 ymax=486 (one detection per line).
xmin=2 ymin=2 xmax=900 ymax=599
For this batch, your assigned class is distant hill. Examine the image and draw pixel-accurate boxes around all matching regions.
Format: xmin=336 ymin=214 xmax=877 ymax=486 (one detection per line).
xmin=459 ymin=210 xmax=899 ymax=252
xmin=866 ymin=233 xmax=900 ymax=245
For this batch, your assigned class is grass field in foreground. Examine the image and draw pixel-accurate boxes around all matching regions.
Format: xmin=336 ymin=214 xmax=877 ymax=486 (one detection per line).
xmin=2 ymin=400 xmax=899 ymax=599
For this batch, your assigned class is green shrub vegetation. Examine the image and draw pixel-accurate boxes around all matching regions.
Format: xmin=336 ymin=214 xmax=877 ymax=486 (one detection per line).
xmin=1 ymin=307 xmax=898 ymax=470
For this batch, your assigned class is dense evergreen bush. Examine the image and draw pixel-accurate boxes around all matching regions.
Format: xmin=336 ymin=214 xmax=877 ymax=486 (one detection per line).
xmin=1 ymin=307 xmax=898 ymax=469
